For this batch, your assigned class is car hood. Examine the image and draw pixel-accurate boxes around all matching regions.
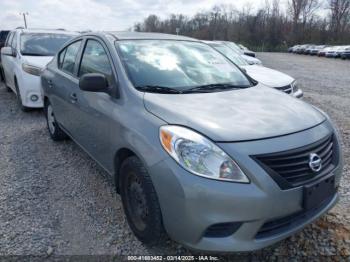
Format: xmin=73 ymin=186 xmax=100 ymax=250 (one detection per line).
xmin=144 ymin=85 xmax=325 ymax=142
xmin=241 ymin=54 xmax=261 ymax=65
xmin=22 ymin=56 xmax=53 ymax=68
xmin=242 ymin=65 xmax=294 ymax=87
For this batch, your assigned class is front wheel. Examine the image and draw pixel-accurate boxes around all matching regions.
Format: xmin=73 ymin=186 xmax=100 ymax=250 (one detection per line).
xmin=120 ymin=156 xmax=167 ymax=245
xmin=44 ymin=100 xmax=68 ymax=141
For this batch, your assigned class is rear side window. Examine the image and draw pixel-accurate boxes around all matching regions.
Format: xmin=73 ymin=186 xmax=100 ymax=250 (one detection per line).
xmin=60 ymin=41 xmax=82 ymax=75
xmin=79 ymin=40 xmax=113 ymax=84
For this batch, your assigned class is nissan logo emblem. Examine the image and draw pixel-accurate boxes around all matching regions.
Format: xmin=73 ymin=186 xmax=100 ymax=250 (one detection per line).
xmin=309 ymin=153 xmax=322 ymax=172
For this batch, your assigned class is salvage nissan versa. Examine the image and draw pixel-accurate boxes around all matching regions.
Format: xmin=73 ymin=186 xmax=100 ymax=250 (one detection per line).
xmin=41 ymin=32 xmax=343 ymax=252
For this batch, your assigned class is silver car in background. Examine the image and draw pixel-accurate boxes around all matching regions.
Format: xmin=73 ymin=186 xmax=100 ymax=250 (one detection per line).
xmin=219 ymin=41 xmax=262 ymax=65
xmin=41 ymin=32 xmax=342 ymax=252
xmin=205 ymin=41 xmax=303 ymax=98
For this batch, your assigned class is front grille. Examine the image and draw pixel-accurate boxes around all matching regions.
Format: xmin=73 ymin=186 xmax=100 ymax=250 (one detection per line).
xmin=275 ymin=84 xmax=293 ymax=94
xmin=256 ymin=193 xmax=335 ymax=239
xmin=254 ymin=134 xmax=337 ymax=189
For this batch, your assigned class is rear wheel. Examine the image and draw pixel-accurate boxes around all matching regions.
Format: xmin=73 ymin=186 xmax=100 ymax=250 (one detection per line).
xmin=45 ymin=100 xmax=68 ymax=141
xmin=120 ymin=156 xmax=167 ymax=245
xmin=14 ymin=79 xmax=30 ymax=112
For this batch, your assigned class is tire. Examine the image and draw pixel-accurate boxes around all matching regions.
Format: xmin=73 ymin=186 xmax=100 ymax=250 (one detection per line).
xmin=14 ymin=79 xmax=30 ymax=112
xmin=119 ymin=156 xmax=167 ymax=245
xmin=44 ymin=100 xmax=68 ymax=141
xmin=1 ymin=70 xmax=12 ymax=92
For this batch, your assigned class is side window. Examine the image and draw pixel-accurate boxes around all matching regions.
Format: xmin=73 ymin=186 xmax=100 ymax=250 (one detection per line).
xmin=11 ymin=33 xmax=17 ymax=50
xmin=58 ymin=48 xmax=67 ymax=69
xmin=79 ymin=40 xmax=113 ymax=84
xmin=5 ymin=32 xmax=13 ymax=47
xmin=61 ymin=41 xmax=82 ymax=75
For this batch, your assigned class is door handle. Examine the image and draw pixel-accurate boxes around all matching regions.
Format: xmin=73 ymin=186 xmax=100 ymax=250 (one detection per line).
xmin=48 ymin=80 xmax=53 ymax=88
xmin=70 ymin=93 xmax=78 ymax=103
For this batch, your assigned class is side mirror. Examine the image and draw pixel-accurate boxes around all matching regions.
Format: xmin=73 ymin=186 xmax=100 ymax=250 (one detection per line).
xmin=1 ymin=47 xmax=15 ymax=57
xmin=79 ymin=73 xmax=109 ymax=93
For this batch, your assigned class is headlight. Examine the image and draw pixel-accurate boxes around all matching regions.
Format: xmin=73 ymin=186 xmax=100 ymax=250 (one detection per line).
xmin=159 ymin=125 xmax=249 ymax=183
xmin=291 ymin=81 xmax=299 ymax=92
xmin=22 ymin=63 xmax=43 ymax=76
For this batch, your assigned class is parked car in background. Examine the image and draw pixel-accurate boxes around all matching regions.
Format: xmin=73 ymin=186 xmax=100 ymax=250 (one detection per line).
xmin=219 ymin=41 xmax=262 ymax=65
xmin=206 ymin=41 xmax=303 ymax=98
xmin=0 ymin=28 xmax=77 ymax=111
xmin=335 ymin=46 xmax=350 ymax=58
xmin=288 ymin=45 xmax=300 ymax=53
xmin=325 ymin=46 xmax=341 ymax=58
xmin=341 ymin=47 xmax=350 ymax=60
xmin=42 ymin=31 xmax=342 ymax=252
xmin=294 ymin=44 xmax=306 ymax=54
xmin=238 ymin=43 xmax=256 ymax=57
xmin=304 ymin=45 xmax=315 ymax=55
xmin=318 ymin=46 xmax=332 ymax=57
xmin=309 ymin=45 xmax=326 ymax=55
xmin=0 ymin=30 xmax=10 ymax=80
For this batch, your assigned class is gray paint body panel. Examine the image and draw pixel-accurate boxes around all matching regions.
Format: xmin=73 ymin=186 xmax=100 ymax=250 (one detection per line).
xmin=41 ymin=32 xmax=343 ymax=252
xmin=144 ymin=85 xmax=325 ymax=141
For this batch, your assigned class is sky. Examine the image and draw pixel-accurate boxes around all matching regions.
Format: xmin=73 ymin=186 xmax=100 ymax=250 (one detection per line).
xmin=0 ymin=0 xmax=276 ymax=31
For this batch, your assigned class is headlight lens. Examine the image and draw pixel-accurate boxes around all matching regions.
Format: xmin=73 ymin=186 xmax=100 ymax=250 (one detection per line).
xmin=22 ymin=63 xmax=43 ymax=76
xmin=291 ymin=81 xmax=299 ymax=92
xmin=159 ymin=125 xmax=249 ymax=183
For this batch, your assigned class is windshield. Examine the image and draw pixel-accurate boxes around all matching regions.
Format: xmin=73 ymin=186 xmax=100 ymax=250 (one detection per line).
xmin=209 ymin=43 xmax=249 ymax=66
xmin=223 ymin=42 xmax=243 ymax=54
xmin=20 ymin=33 xmax=74 ymax=56
xmin=116 ymin=40 xmax=251 ymax=92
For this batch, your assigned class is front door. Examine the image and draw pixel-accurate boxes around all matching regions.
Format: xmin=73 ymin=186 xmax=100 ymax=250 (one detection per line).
xmin=65 ymin=38 xmax=119 ymax=172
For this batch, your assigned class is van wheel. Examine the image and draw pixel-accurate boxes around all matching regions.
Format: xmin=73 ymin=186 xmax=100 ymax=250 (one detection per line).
xmin=120 ymin=156 xmax=167 ymax=245
xmin=44 ymin=100 xmax=68 ymax=141
xmin=14 ymin=79 xmax=30 ymax=112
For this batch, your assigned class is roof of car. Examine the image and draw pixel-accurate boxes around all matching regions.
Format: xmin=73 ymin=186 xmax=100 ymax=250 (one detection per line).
xmin=13 ymin=28 xmax=78 ymax=35
xmin=103 ymin=31 xmax=198 ymax=41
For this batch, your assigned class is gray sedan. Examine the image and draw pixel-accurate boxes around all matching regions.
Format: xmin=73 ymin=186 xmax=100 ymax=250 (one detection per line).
xmin=41 ymin=32 xmax=342 ymax=252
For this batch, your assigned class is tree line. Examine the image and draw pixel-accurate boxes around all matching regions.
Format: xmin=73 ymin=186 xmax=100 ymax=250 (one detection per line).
xmin=133 ymin=0 xmax=350 ymax=51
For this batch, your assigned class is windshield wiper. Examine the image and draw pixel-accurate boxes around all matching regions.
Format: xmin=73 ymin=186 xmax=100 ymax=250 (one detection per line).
xmin=135 ymin=85 xmax=182 ymax=94
xmin=183 ymin=83 xmax=249 ymax=93
xmin=21 ymin=53 xmax=48 ymax=56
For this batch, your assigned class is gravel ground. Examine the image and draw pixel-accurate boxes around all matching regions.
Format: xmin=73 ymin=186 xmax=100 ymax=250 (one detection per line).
xmin=0 ymin=53 xmax=349 ymax=260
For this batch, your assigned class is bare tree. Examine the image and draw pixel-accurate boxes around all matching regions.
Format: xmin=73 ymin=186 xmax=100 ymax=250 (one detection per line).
xmin=329 ymin=0 xmax=350 ymax=39
xmin=134 ymin=3 xmax=350 ymax=51
xmin=288 ymin=0 xmax=320 ymax=42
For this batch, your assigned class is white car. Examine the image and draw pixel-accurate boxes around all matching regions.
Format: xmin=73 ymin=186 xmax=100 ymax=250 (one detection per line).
xmin=1 ymin=29 xmax=77 ymax=111
xmin=325 ymin=46 xmax=341 ymax=58
xmin=219 ymin=41 xmax=262 ymax=65
xmin=206 ymin=41 xmax=303 ymax=98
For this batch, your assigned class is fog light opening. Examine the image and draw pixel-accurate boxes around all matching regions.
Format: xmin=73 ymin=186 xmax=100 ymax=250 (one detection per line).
xmin=30 ymin=95 xmax=39 ymax=102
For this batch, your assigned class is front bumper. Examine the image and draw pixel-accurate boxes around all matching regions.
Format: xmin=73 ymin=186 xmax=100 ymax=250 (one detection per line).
xmin=149 ymin=121 xmax=342 ymax=252
xmin=18 ymin=71 xmax=44 ymax=108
